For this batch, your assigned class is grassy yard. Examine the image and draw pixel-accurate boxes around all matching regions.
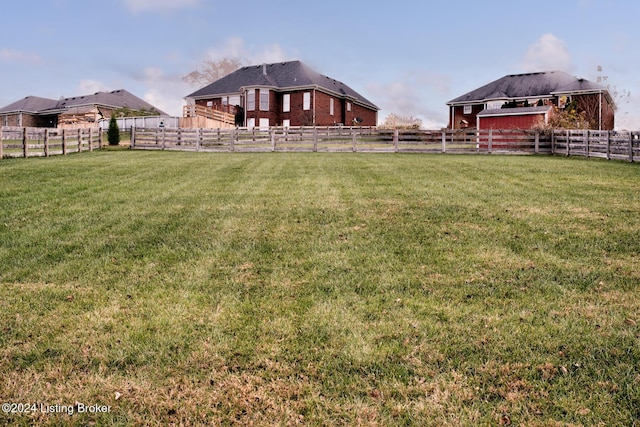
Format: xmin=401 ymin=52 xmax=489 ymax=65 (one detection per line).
xmin=0 ymin=151 xmax=638 ymax=426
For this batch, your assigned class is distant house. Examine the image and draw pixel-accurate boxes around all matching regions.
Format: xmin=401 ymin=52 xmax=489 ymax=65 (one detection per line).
xmin=447 ymin=71 xmax=614 ymax=130
xmin=184 ymin=60 xmax=379 ymax=128
xmin=0 ymin=89 xmax=166 ymax=128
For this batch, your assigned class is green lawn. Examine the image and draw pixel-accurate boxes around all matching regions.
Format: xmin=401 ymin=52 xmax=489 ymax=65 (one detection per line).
xmin=0 ymin=151 xmax=638 ymax=426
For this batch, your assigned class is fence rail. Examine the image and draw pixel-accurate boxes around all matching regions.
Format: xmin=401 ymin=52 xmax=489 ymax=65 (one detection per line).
xmin=130 ymin=127 xmax=639 ymax=160
xmin=0 ymin=127 xmax=103 ymax=159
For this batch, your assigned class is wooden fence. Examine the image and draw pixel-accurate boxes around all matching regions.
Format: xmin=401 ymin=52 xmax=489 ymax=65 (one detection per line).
xmin=130 ymin=127 xmax=550 ymax=154
xmin=0 ymin=127 xmax=103 ymax=159
xmin=130 ymin=127 xmax=640 ymax=160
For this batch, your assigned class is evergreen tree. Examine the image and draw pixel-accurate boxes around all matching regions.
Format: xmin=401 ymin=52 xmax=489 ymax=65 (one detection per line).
xmin=107 ymin=116 xmax=120 ymax=146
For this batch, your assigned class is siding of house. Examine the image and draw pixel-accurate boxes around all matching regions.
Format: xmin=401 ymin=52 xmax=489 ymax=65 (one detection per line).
xmin=1 ymin=113 xmax=44 ymax=127
xmin=449 ymin=104 xmax=484 ymax=129
xmin=479 ymin=113 xmax=546 ymax=130
xmin=193 ymin=89 xmax=377 ymax=127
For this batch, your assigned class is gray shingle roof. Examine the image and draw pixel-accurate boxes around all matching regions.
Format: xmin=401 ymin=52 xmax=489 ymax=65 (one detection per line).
xmin=447 ymin=71 xmax=607 ymax=105
xmin=0 ymin=96 xmax=59 ymax=113
xmin=0 ymin=89 xmax=167 ymax=115
xmin=186 ymin=60 xmax=379 ymax=110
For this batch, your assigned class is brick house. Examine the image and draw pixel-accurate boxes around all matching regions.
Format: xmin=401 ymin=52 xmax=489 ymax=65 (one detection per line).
xmin=447 ymin=71 xmax=615 ymax=130
xmin=0 ymin=89 xmax=165 ymax=128
xmin=185 ymin=60 xmax=379 ymax=128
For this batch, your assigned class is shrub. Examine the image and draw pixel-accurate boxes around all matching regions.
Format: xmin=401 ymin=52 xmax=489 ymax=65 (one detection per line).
xmin=107 ymin=116 xmax=120 ymax=146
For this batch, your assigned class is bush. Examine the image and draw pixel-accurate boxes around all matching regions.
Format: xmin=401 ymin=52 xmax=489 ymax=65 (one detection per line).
xmin=107 ymin=116 xmax=120 ymax=146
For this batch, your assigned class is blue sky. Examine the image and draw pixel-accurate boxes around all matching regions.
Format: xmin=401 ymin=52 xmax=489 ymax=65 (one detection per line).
xmin=1 ymin=0 xmax=638 ymax=129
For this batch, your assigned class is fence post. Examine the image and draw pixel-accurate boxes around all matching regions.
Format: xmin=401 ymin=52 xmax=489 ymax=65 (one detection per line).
xmin=0 ymin=127 xmax=3 ymax=159
xmin=629 ymin=132 xmax=634 ymax=163
xmin=22 ymin=127 xmax=28 ymax=158
xmin=394 ymin=129 xmax=399 ymax=153
xmin=585 ymin=130 xmax=589 ymax=158
xmin=98 ymin=127 xmax=103 ymax=149
xmin=44 ymin=128 xmax=49 ymax=157
xmin=441 ymin=130 xmax=446 ymax=153
xmin=76 ymin=128 xmax=81 ymax=153
xmin=488 ymin=129 xmax=493 ymax=154
xmin=62 ymin=129 xmax=67 ymax=155
xmin=160 ymin=128 xmax=166 ymax=150
xmin=566 ymin=130 xmax=570 ymax=157
xmin=606 ymin=131 xmax=611 ymax=160
xmin=313 ymin=128 xmax=318 ymax=152
xmin=88 ymin=128 xmax=93 ymax=152
xmin=230 ymin=129 xmax=235 ymax=152
xmin=352 ymin=129 xmax=357 ymax=152
xmin=551 ymin=130 xmax=556 ymax=155
xmin=131 ymin=127 xmax=136 ymax=149
xmin=196 ymin=128 xmax=201 ymax=152
xmin=271 ymin=129 xmax=275 ymax=152
xmin=534 ymin=131 xmax=539 ymax=154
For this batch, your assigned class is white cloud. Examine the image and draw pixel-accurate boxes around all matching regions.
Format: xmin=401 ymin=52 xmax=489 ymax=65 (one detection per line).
xmin=135 ymin=67 xmax=192 ymax=116
xmin=366 ymin=71 xmax=451 ymax=128
xmin=0 ymin=48 xmax=42 ymax=65
xmin=78 ymin=79 xmax=110 ymax=95
xmin=521 ymin=33 xmax=573 ymax=72
xmin=123 ymin=0 xmax=200 ymax=13
xmin=202 ymin=38 xmax=291 ymax=66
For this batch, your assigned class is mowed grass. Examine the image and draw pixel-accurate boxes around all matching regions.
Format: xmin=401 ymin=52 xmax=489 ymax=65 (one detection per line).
xmin=0 ymin=151 xmax=639 ymax=426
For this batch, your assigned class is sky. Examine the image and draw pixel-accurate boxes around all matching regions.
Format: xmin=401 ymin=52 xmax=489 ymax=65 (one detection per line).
xmin=1 ymin=0 xmax=639 ymax=129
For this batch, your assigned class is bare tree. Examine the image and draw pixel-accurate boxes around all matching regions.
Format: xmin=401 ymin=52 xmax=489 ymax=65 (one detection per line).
xmin=379 ymin=113 xmax=422 ymax=130
xmin=183 ymin=57 xmax=243 ymax=87
xmin=597 ymin=65 xmax=631 ymax=112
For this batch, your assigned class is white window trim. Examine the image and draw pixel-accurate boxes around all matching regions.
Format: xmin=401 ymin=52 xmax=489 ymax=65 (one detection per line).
xmin=283 ymin=94 xmax=290 ymax=112
xmin=247 ymin=89 xmax=256 ymax=111
xmin=303 ymin=92 xmax=311 ymax=111
xmin=330 ymin=98 xmax=334 ymax=116
xmin=260 ymin=89 xmax=269 ymax=111
xmin=463 ymin=105 xmax=472 ymax=114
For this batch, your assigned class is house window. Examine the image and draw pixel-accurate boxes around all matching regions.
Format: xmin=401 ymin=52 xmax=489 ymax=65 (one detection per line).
xmin=259 ymin=118 xmax=269 ymax=129
xmin=463 ymin=105 xmax=472 ymax=114
xmin=283 ymin=94 xmax=290 ymax=112
xmin=347 ymin=102 xmax=351 ymax=112
xmin=303 ymin=92 xmax=311 ymax=111
xmin=247 ymin=89 xmax=255 ymax=111
xmin=247 ymin=118 xmax=255 ymax=128
xmin=282 ymin=119 xmax=290 ymax=128
xmin=229 ymin=95 xmax=240 ymax=107
xmin=260 ymin=89 xmax=269 ymax=111
xmin=330 ymin=98 xmax=334 ymax=116
xmin=206 ymin=101 xmax=213 ymax=108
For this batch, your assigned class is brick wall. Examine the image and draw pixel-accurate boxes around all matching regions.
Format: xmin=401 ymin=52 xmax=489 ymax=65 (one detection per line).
xmin=192 ymin=89 xmax=377 ymax=127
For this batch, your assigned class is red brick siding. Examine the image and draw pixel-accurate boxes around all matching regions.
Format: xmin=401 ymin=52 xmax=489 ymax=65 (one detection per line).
xmin=449 ymin=104 xmax=484 ymax=129
xmin=192 ymin=89 xmax=377 ymax=127
xmin=478 ymin=113 xmax=545 ymax=130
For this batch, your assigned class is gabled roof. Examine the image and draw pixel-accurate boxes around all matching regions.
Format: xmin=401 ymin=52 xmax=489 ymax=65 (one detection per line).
xmin=0 ymin=96 xmax=59 ymax=114
xmin=0 ymin=89 xmax=167 ymax=115
xmin=447 ymin=71 xmax=608 ymax=105
xmin=186 ymin=60 xmax=379 ymax=110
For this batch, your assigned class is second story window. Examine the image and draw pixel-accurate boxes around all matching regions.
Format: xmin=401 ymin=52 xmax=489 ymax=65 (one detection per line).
xmin=283 ymin=94 xmax=290 ymax=112
xmin=303 ymin=92 xmax=311 ymax=111
xmin=260 ymin=89 xmax=269 ymax=111
xmin=247 ymin=89 xmax=256 ymax=111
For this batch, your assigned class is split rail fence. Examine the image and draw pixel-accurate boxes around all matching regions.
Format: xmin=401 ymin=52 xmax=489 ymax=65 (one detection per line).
xmin=131 ymin=127 xmax=640 ymax=161
xmin=0 ymin=127 xmax=103 ymax=159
